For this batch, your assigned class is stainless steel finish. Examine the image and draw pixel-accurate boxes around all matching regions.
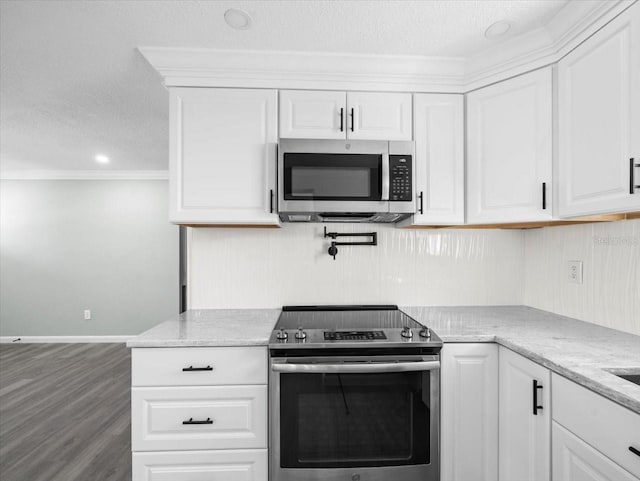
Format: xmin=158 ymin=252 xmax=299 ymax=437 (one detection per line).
xmin=271 ymin=359 xmax=440 ymax=373
xmin=420 ymin=327 xmax=431 ymax=339
xmin=294 ymin=327 xmax=307 ymax=340
xmin=401 ymin=326 xmax=413 ymax=338
xmin=381 ymin=153 xmax=390 ymax=201
xmin=276 ymin=328 xmax=288 ymax=340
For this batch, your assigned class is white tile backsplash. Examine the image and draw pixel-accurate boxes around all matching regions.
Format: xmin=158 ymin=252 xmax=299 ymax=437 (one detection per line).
xmin=524 ymin=219 xmax=640 ymax=336
xmin=189 ymin=224 xmax=525 ymax=309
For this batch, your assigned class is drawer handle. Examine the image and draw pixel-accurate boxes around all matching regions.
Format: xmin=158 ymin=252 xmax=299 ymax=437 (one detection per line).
xmin=630 ymin=446 xmax=640 ymax=458
xmin=182 ymin=417 xmax=213 ymax=425
xmin=182 ymin=365 xmax=213 ymax=372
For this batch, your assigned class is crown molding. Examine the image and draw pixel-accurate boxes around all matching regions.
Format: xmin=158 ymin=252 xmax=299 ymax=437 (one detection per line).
xmin=139 ymin=0 xmax=636 ymax=93
xmin=0 ymin=170 xmax=169 ymax=180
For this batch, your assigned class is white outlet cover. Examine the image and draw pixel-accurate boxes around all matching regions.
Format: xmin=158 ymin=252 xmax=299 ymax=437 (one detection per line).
xmin=84 ymin=309 xmax=91 ymax=320
xmin=568 ymin=260 xmax=583 ymax=284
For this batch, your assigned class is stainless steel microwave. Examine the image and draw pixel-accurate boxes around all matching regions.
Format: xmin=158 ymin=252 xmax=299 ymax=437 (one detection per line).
xmin=278 ymin=139 xmax=415 ymax=223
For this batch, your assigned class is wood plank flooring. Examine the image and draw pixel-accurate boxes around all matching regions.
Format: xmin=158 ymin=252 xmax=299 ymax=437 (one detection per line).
xmin=0 ymin=343 xmax=131 ymax=481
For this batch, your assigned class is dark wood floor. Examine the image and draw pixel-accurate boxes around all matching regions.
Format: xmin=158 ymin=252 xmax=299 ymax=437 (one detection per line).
xmin=0 ymin=343 xmax=131 ymax=481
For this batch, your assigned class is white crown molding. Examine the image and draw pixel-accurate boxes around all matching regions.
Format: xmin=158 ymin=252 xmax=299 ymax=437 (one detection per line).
xmin=0 ymin=335 xmax=131 ymax=343
xmin=0 ymin=170 xmax=169 ymax=180
xmin=139 ymin=0 xmax=636 ymax=93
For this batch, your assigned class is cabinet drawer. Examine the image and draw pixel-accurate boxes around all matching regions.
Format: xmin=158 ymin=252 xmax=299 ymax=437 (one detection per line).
xmin=552 ymin=374 xmax=640 ymax=477
xmin=132 ymin=385 xmax=267 ymax=451
xmin=133 ymin=449 xmax=267 ymax=481
xmin=132 ymin=347 xmax=267 ymax=386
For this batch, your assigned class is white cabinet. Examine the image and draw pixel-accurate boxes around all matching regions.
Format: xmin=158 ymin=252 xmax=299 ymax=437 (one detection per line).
xmin=467 ymin=68 xmax=553 ymax=223
xmin=557 ymin=3 xmax=640 ymax=217
xmin=441 ymin=343 xmax=499 ymax=481
xmin=552 ymin=373 xmax=640 ymax=479
xmin=552 ymin=422 xmax=640 ymax=481
xmin=169 ymin=88 xmax=279 ymax=225
xmin=498 ymin=347 xmax=550 ymax=481
xmin=411 ymin=94 xmax=464 ymax=225
xmin=131 ymin=346 xmax=268 ymax=481
xmin=279 ymin=90 xmax=412 ymax=140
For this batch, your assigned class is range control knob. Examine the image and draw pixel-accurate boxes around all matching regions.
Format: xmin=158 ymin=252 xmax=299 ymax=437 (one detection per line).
xmin=401 ymin=326 xmax=413 ymax=339
xmin=419 ymin=327 xmax=431 ymax=339
xmin=295 ymin=327 xmax=307 ymax=340
xmin=276 ymin=328 xmax=288 ymax=341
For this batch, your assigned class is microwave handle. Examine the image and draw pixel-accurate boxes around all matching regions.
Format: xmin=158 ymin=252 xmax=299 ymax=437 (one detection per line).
xmin=381 ymin=153 xmax=390 ymax=201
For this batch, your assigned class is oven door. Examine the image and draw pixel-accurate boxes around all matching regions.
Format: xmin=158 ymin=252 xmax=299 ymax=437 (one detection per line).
xmin=270 ymin=355 xmax=440 ymax=481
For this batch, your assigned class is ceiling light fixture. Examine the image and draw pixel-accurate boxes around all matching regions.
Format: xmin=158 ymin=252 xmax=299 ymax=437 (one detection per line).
xmin=224 ymin=8 xmax=252 ymax=30
xmin=95 ymin=154 xmax=110 ymax=164
xmin=485 ymin=20 xmax=512 ymax=39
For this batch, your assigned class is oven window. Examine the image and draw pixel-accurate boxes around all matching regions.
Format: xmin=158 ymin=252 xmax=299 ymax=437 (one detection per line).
xmin=279 ymin=371 xmax=430 ymax=468
xmin=283 ymin=153 xmax=382 ymax=201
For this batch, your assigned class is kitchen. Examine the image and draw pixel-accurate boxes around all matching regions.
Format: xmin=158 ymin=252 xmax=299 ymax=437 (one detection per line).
xmin=1 ymin=1 xmax=639 ymax=481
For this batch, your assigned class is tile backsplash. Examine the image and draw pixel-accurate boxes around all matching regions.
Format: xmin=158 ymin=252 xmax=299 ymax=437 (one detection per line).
xmin=189 ymin=224 xmax=525 ymax=309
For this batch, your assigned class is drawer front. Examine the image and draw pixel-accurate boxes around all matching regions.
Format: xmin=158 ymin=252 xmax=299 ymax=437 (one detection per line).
xmin=132 ymin=449 xmax=267 ymax=481
xmin=132 ymin=385 xmax=267 ymax=451
xmin=552 ymin=374 xmax=640 ymax=477
xmin=132 ymin=347 xmax=267 ymax=386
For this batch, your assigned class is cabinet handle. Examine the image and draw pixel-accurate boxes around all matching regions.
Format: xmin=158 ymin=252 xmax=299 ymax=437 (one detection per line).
xmin=270 ymin=189 xmax=274 ymax=213
xmin=542 ymin=182 xmax=547 ymax=210
xmin=630 ymin=446 xmax=640 ymax=457
xmin=182 ymin=417 xmax=213 ymax=425
xmin=418 ymin=192 xmax=424 ymax=215
xmin=533 ymin=380 xmax=544 ymax=415
xmin=182 ymin=365 xmax=213 ymax=372
xmin=339 ymin=108 xmax=344 ymax=132
xmin=350 ymin=108 xmax=355 ymax=132
xmin=631 ymin=158 xmax=640 ymax=194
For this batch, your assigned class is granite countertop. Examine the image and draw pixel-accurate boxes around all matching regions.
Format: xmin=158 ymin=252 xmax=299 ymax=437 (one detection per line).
xmin=127 ymin=305 xmax=640 ymax=415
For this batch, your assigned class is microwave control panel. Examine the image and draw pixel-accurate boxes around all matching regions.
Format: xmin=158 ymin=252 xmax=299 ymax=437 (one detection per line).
xmin=390 ymin=155 xmax=412 ymax=201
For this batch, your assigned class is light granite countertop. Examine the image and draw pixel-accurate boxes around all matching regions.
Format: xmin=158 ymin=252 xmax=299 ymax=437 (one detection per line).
xmin=127 ymin=305 xmax=640 ymax=415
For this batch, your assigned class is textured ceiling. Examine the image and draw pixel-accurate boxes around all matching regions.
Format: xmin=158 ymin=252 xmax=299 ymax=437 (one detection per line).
xmin=0 ymin=0 xmax=572 ymax=173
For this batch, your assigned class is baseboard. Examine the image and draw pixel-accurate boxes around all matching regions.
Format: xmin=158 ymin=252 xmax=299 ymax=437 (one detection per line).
xmin=0 ymin=335 xmax=132 ymax=343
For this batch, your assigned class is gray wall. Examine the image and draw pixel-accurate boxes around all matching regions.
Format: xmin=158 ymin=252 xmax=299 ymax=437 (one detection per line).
xmin=0 ymin=179 xmax=178 ymax=336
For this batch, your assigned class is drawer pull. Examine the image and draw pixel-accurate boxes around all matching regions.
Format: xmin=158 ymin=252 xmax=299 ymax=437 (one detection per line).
xmin=182 ymin=417 xmax=213 ymax=425
xmin=533 ymin=379 xmax=544 ymax=415
xmin=182 ymin=365 xmax=213 ymax=372
xmin=630 ymin=446 xmax=640 ymax=457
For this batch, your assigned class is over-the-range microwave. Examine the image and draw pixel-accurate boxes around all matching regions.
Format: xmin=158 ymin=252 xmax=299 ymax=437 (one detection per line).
xmin=277 ymin=139 xmax=416 ymax=223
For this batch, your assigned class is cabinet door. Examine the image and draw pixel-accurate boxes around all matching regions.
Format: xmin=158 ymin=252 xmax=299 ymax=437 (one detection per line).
xmin=552 ymin=422 xmax=639 ymax=481
xmin=558 ymin=3 xmax=640 ymax=217
xmin=441 ymin=343 xmax=499 ymax=481
xmin=347 ymin=92 xmax=412 ymax=140
xmin=279 ymin=90 xmax=346 ymax=139
xmin=412 ymin=94 xmax=464 ymax=225
xmin=169 ymin=88 xmax=279 ymax=225
xmin=499 ymin=347 xmax=550 ymax=481
xmin=467 ymin=68 xmax=553 ymax=223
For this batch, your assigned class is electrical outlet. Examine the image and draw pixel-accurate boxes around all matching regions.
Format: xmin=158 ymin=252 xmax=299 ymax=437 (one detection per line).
xmin=568 ymin=261 xmax=583 ymax=284
xmin=84 ymin=309 xmax=91 ymax=320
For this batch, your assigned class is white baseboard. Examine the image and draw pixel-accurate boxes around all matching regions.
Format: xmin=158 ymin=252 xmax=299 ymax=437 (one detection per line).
xmin=0 ymin=335 xmax=132 ymax=343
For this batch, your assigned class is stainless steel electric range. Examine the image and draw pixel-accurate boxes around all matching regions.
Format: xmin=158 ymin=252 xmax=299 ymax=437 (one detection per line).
xmin=268 ymin=305 xmax=443 ymax=481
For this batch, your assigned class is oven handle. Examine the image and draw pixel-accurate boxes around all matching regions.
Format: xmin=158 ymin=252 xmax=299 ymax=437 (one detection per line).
xmin=381 ymin=153 xmax=390 ymax=201
xmin=271 ymin=360 xmax=440 ymax=373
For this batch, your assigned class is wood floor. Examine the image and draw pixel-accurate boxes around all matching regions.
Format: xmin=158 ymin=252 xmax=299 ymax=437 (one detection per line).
xmin=0 ymin=343 xmax=131 ymax=481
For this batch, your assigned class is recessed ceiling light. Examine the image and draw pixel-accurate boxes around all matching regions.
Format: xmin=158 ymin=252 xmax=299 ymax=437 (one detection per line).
xmin=95 ymin=154 xmax=110 ymax=164
xmin=485 ymin=20 xmax=512 ymax=39
xmin=224 ymin=8 xmax=252 ymax=30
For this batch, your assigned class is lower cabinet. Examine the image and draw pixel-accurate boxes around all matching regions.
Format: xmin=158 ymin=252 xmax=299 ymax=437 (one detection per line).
xmin=498 ymin=347 xmax=550 ymax=481
xmin=441 ymin=343 xmax=499 ymax=481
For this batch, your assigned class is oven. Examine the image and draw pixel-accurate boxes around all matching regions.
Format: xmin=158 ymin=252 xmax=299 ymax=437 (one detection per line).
xmin=269 ymin=349 xmax=440 ymax=481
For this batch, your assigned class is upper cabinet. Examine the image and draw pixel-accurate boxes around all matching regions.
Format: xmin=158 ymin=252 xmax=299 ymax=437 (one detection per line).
xmin=467 ymin=68 xmax=553 ymax=224
xmin=279 ymin=90 xmax=412 ymax=141
xmin=411 ymin=94 xmax=465 ymax=225
xmin=557 ymin=3 xmax=640 ymax=217
xmin=169 ymin=88 xmax=279 ymax=225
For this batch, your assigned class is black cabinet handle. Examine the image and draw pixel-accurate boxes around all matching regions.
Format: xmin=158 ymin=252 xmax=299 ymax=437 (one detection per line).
xmin=182 ymin=417 xmax=213 ymax=425
xmin=542 ymin=182 xmax=547 ymax=210
xmin=419 ymin=192 xmax=424 ymax=214
xmin=631 ymin=158 xmax=640 ymax=194
xmin=270 ymin=189 xmax=274 ymax=213
xmin=182 ymin=365 xmax=213 ymax=372
xmin=630 ymin=446 xmax=640 ymax=457
xmin=339 ymin=108 xmax=344 ymax=132
xmin=533 ymin=380 xmax=543 ymax=415
xmin=350 ymin=108 xmax=354 ymax=132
